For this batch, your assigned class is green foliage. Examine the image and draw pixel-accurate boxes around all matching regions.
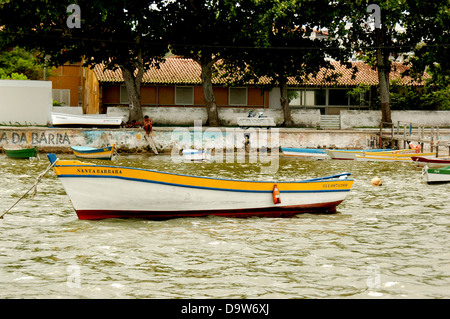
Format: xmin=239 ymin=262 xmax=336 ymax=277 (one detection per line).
xmin=0 ymin=47 xmax=42 ymax=79
xmin=347 ymin=84 xmax=371 ymax=106
xmin=370 ymin=85 xmax=450 ymax=111
xmin=52 ymin=99 xmax=62 ymax=106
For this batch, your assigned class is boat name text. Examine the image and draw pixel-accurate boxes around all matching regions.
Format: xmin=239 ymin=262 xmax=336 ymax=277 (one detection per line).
xmin=77 ymin=168 xmax=123 ymax=175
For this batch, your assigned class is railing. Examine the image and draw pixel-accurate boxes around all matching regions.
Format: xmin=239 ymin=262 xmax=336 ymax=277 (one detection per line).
xmin=379 ymin=121 xmax=450 ymax=156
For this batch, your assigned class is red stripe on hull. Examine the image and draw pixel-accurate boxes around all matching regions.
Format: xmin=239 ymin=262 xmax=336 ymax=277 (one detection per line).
xmin=75 ymin=201 xmax=343 ymax=220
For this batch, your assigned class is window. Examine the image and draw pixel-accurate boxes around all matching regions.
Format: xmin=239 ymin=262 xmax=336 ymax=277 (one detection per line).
xmin=175 ymin=86 xmax=194 ymax=105
xmin=229 ymin=87 xmax=247 ymax=106
xmin=120 ymin=85 xmax=129 ymax=104
xmin=328 ymin=89 xmax=349 ymax=105
xmin=288 ymin=89 xmax=326 ymax=106
xmin=315 ymin=89 xmax=326 ymax=105
xmin=288 ymin=89 xmax=303 ymax=106
xmin=52 ymin=89 xmax=70 ymax=106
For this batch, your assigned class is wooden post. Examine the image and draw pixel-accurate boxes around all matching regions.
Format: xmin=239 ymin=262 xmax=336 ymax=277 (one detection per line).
xmin=430 ymin=126 xmax=434 ymax=152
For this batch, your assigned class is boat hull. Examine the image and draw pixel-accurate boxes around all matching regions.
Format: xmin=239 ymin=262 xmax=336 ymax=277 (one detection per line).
xmin=412 ymin=156 xmax=450 ymax=168
xmin=48 ymin=154 xmax=354 ymax=220
xmin=71 ymin=145 xmax=115 ymax=160
xmin=424 ymin=166 xmax=450 ymax=184
xmin=355 ymin=152 xmax=436 ymax=162
xmin=325 ymin=149 xmax=392 ymax=160
xmin=281 ymin=148 xmax=329 ymax=160
xmin=4 ymin=146 xmax=37 ymax=159
xmin=51 ymin=112 xmax=123 ymax=128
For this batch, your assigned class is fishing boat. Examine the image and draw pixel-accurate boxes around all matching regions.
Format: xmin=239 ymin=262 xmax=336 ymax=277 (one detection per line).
xmin=3 ymin=146 xmax=38 ymax=159
xmin=325 ymin=148 xmax=392 ymax=160
xmin=71 ymin=144 xmax=116 ymax=160
xmin=281 ymin=148 xmax=329 ymax=160
xmin=50 ymin=112 xmax=124 ymax=128
xmin=423 ymin=166 xmax=450 ymax=184
xmin=181 ymin=149 xmax=211 ymax=162
xmin=411 ymin=156 xmax=450 ymax=168
xmin=355 ymin=151 xmax=436 ymax=162
xmin=47 ymin=153 xmax=354 ymax=220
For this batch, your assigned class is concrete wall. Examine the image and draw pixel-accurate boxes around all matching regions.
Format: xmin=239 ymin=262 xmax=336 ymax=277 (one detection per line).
xmin=107 ymin=106 xmax=321 ymax=127
xmin=0 ymin=126 xmax=380 ymax=153
xmin=341 ymin=110 xmax=450 ymax=129
xmin=0 ymin=80 xmax=52 ymax=126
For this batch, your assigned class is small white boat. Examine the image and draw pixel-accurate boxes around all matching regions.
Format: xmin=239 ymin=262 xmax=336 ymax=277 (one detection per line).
xmin=355 ymin=152 xmax=436 ymax=162
xmin=423 ymin=165 xmax=450 ymax=184
xmin=50 ymin=112 xmax=124 ymax=128
xmin=325 ymin=148 xmax=392 ymax=160
xmin=412 ymin=156 xmax=450 ymax=168
xmin=71 ymin=144 xmax=116 ymax=160
xmin=182 ymin=149 xmax=211 ymax=162
xmin=281 ymin=148 xmax=329 ymax=160
xmin=47 ymin=154 xmax=354 ymax=220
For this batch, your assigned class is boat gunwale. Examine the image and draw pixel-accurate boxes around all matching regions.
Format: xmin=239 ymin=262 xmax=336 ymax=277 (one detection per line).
xmin=52 ymin=162 xmax=353 ymax=185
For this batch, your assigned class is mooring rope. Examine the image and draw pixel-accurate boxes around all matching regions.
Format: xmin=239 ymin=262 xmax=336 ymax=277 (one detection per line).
xmin=0 ymin=159 xmax=58 ymax=219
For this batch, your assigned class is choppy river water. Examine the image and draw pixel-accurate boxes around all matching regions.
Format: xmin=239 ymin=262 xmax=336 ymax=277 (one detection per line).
xmin=0 ymin=153 xmax=449 ymax=299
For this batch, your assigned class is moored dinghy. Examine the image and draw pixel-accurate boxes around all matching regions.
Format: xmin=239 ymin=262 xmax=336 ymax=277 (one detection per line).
xmin=3 ymin=146 xmax=38 ymax=159
xmin=325 ymin=148 xmax=392 ymax=160
xmin=71 ymin=144 xmax=116 ymax=160
xmin=412 ymin=156 xmax=450 ymax=168
xmin=47 ymin=154 xmax=354 ymax=220
xmin=281 ymin=148 xmax=329 ymax=160
xmin=355 ymin=151 xmax=436 ymax=162
xmin=423 ymin=165 xmax=450 ymax=184
xmin=181 ymin=149 xmax=211 ymax=162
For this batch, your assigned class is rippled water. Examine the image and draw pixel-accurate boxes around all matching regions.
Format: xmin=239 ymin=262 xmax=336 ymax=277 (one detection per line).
xmin=0 ymin=153 xmax=449 ymax=299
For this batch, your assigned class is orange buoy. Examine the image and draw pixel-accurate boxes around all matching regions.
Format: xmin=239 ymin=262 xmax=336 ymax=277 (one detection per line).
xmin=273 ymin=184 xmax=281 ymax=204
xmin=371 ymin=176 xmax=382 ymax=186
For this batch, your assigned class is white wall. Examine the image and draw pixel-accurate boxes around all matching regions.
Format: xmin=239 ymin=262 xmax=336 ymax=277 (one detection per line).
xmin=107 ymin=106 xmax=321 ymax=127
xmin=341 ymin=110 xmax=450 ymax=129
xmin=0 ymin=80 xmax=52 ymax=126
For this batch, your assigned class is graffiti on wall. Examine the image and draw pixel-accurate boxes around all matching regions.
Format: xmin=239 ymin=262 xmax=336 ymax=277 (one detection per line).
xmin=0 ymin=131 xmax=71 ymax=145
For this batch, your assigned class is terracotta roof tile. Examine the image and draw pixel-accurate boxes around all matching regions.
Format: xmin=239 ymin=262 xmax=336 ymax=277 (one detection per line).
xmin=94 ymin=57 xmax=429 ymax=87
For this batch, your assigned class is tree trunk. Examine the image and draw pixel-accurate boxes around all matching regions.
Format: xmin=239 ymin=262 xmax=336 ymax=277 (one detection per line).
xmin=121 ymin=41 xmax=145 ymax=124
xmin=279 ymin=79 xmax=293 ymax=127
xmin=375 ymin=26 xmax=392 ymax=125
xmin=122 ymin=66 xmax=144 ymax=123
xmin=200 ymin=59 xmax=220 ymax=127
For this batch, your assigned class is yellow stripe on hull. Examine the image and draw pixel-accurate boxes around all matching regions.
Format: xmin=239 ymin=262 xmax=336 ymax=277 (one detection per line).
xmin=53 ymin=160 xmax=353 ymax=193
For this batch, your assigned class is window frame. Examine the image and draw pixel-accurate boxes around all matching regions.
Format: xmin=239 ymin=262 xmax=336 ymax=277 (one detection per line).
xmin=52 ymin=89 xmax=71 ymax=106
xmin=175 ymin=86 xmax=194 ymax=105
xmin=229 ymin=87 xmax=248 ymax=106
xmin=119 ymin=85 xmax=129 ymax=104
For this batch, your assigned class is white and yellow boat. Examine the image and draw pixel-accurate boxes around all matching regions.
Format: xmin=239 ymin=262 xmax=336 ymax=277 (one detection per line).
xmin=47 ymin=154 xmax=354 ymax=220
xmin=71 ymin=144 xmax=116 ymax=160
xmin=355 ymin=151 xmax=436 ymax=162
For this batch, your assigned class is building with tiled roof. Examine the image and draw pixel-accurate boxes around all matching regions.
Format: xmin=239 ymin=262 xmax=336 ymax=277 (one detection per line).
xmin=93 ymin=56 xmax=427 ymax=87
xmin=51 ymin=56 xmax=429 ymax=116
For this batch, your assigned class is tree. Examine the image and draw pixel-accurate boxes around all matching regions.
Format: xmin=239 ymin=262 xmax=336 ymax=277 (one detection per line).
xmin=163 ymin=0 xmax=254 ymax=126
xmin=0 ymin=0 xmax=167 ymax=122
xmin=329 ymin=0 xmax=449 ymax=124
xmin=401 ymin=1 xmax=450 ymax=90
xmin=220 ymin=0 xmax=348 ymax=127
xmin=0 ymin=47 xmax=47 ymax=80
